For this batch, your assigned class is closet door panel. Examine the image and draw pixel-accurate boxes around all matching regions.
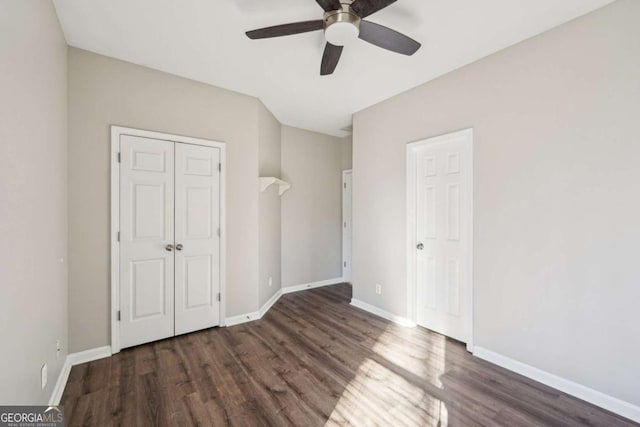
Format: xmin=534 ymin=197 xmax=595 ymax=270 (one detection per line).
xmin=119 ymin=135 xmax=175 ymax=349
xmin=174 ymin=143 xmax=221 ymax=335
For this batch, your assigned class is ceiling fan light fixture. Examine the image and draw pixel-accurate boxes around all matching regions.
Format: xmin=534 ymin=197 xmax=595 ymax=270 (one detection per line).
xmin=324 ymin=9 xmax=360 ymax=46
xmin=325 ymin=21 xmax=359 ymax=46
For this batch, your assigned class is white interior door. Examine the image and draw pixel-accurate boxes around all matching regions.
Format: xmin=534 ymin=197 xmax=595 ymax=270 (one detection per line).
xmin=414 ymin=131 xmax=472 ymax=343
xmin=119 ymin=135 xmax=175 ymax=348
xmin=342 ymin=171 xmax=353 ymax=282
xmin=174 ymin=143 xmax=221 ymax=335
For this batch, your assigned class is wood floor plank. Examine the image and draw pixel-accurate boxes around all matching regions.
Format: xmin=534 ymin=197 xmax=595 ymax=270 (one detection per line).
xmin=61 ymin=284 xmax=637 ymax=427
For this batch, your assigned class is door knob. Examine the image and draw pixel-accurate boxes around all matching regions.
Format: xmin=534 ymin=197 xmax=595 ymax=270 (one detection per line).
xmin=416 ymin=242 xmax=424 ymax=250
xmin=176 ymin=244 xmax=183 ymax=251
xmin=165 ymin=244 xmax=174 ymax=252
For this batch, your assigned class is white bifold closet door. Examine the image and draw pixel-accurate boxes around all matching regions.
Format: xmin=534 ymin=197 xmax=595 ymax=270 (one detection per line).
xmin=119 ymin=134 xmax=221 ymax=349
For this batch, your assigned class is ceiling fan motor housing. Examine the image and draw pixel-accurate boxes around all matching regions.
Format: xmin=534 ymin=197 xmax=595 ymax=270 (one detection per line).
xmin=324 ymin=3 xmax=361 ymax=46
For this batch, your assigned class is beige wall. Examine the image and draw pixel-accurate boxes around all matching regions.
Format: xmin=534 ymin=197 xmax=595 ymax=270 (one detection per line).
xmin=0 ymin=1 xmax=68 ymax=403
xmin=258 ymin=103 xmax=282 ymax=307
xmin=353 ymin=0 xmax=640 ymax=406
xmin=281 ymin=126 xmax=344 ymax=287
xmin=68 ymin=48 xmax=263 ymax=351
xmin=341 ymin=136 xmax=353 ymax=170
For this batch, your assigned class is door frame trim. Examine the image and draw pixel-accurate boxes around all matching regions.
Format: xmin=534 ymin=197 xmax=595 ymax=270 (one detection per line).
xmin=110 ymin=125 xmax=227 ymax=354
xmin=406 ymin=128 xmax=474 ymax=352
xmin=342 ymin=169 xmax=352 ymax=282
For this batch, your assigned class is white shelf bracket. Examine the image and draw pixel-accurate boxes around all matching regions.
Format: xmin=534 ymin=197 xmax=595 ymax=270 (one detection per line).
xmin=259 ymin=177 xmax=291 ymax=196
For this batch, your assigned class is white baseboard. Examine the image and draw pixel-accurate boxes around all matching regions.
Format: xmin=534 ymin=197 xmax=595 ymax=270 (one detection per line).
xmin=225 ymin=288 xmax=284 ymax=327
xmin=259 ymin=289 xmax=282 ymax=318
xmin=49 ymin=345 xmax=112 ymax=405
xmin=473 ymin=347 xmax=640 ymax=424
xmin=226 ymin=279 xmax=344 ymax=327
xmin=66 ymin=345 xmax=112 ymax=366
xmin=225 ymin=311 xmax=261 ymax=327
xmin=350 ymin=298 xmax=416 ymax=328
xmin=281 ymin=277 xmax=344 ymax=295
xmin=49 ymin=359 xmax=71 ymax=406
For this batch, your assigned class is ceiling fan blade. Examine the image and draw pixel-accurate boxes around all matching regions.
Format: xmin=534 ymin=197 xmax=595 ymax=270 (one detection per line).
xmin=321 ymin=43 xmax=344 ymax=76
xmin=351 ymin=0 xmax=397 ymax=18
xmin=246 ymin=20 xmax=324 ymax=39
xmin=359 ymin=20 xmax=421 ymax=55
xmin=316 ymin=0 xmax=341 ymax=12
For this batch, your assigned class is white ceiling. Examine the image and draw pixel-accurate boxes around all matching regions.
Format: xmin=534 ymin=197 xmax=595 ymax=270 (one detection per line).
xmin=52 ymin=0 xmax=614 ymax=137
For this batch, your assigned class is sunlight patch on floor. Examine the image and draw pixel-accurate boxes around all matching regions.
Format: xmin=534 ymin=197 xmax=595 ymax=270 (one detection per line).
xmin=326 ymin=356 xmax=448 ymax=426
xmin=370 ymin=325 xmax=448 ymax=387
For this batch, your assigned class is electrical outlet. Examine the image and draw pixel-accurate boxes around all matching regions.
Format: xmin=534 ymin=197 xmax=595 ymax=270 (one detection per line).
xmin=375 ymin=284 xmax=382 ymax=295
xmin=41 ymin=364 xmax=47 ymax=390
xmin=56 ymin=340 xmax=61 ymax=359
xmin=268 ymin=277 xmax=273 ymax=287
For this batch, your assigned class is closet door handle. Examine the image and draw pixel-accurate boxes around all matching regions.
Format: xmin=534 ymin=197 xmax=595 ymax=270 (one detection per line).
xmin=176 ymin=244 xmax=184 ymax=251
xmin=165 ymin=244 xmax=174 ymax=252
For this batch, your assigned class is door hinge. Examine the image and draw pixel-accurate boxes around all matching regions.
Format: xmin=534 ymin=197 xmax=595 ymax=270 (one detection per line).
xmin=344 ymin=261 xmax=347 ymax=268
xmin=218 ymin=163 xmax=221 ymax=172
xmin=217 ymin=293 xmax=221 ymax=302
xmin=344 ymin=182 xmax=347 ymax=189
xmin=117 ymin=310 xmax=121 ymax=321
xmin=117 ymin=231 xmax=120 ymax=242
xmin=117 ymin=152 xmax=121 ymax=163
xmin=217 ymin=228 xmax=220 ymax=237
xmin=344 ymin=222 xmax=347 ymax=228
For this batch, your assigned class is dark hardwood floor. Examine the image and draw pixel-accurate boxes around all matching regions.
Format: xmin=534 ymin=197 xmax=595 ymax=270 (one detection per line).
xmin=61 ymin=284 xmax=636 ymax=426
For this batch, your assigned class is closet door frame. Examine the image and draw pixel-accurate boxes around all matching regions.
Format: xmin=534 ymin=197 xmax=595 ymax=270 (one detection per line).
xmin=110 ymin=125 xmax=226 ymax=354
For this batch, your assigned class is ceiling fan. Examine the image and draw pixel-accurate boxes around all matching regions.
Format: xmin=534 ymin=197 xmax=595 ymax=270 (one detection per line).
xmin=245 ymin=0 xmax=421 ymax=76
